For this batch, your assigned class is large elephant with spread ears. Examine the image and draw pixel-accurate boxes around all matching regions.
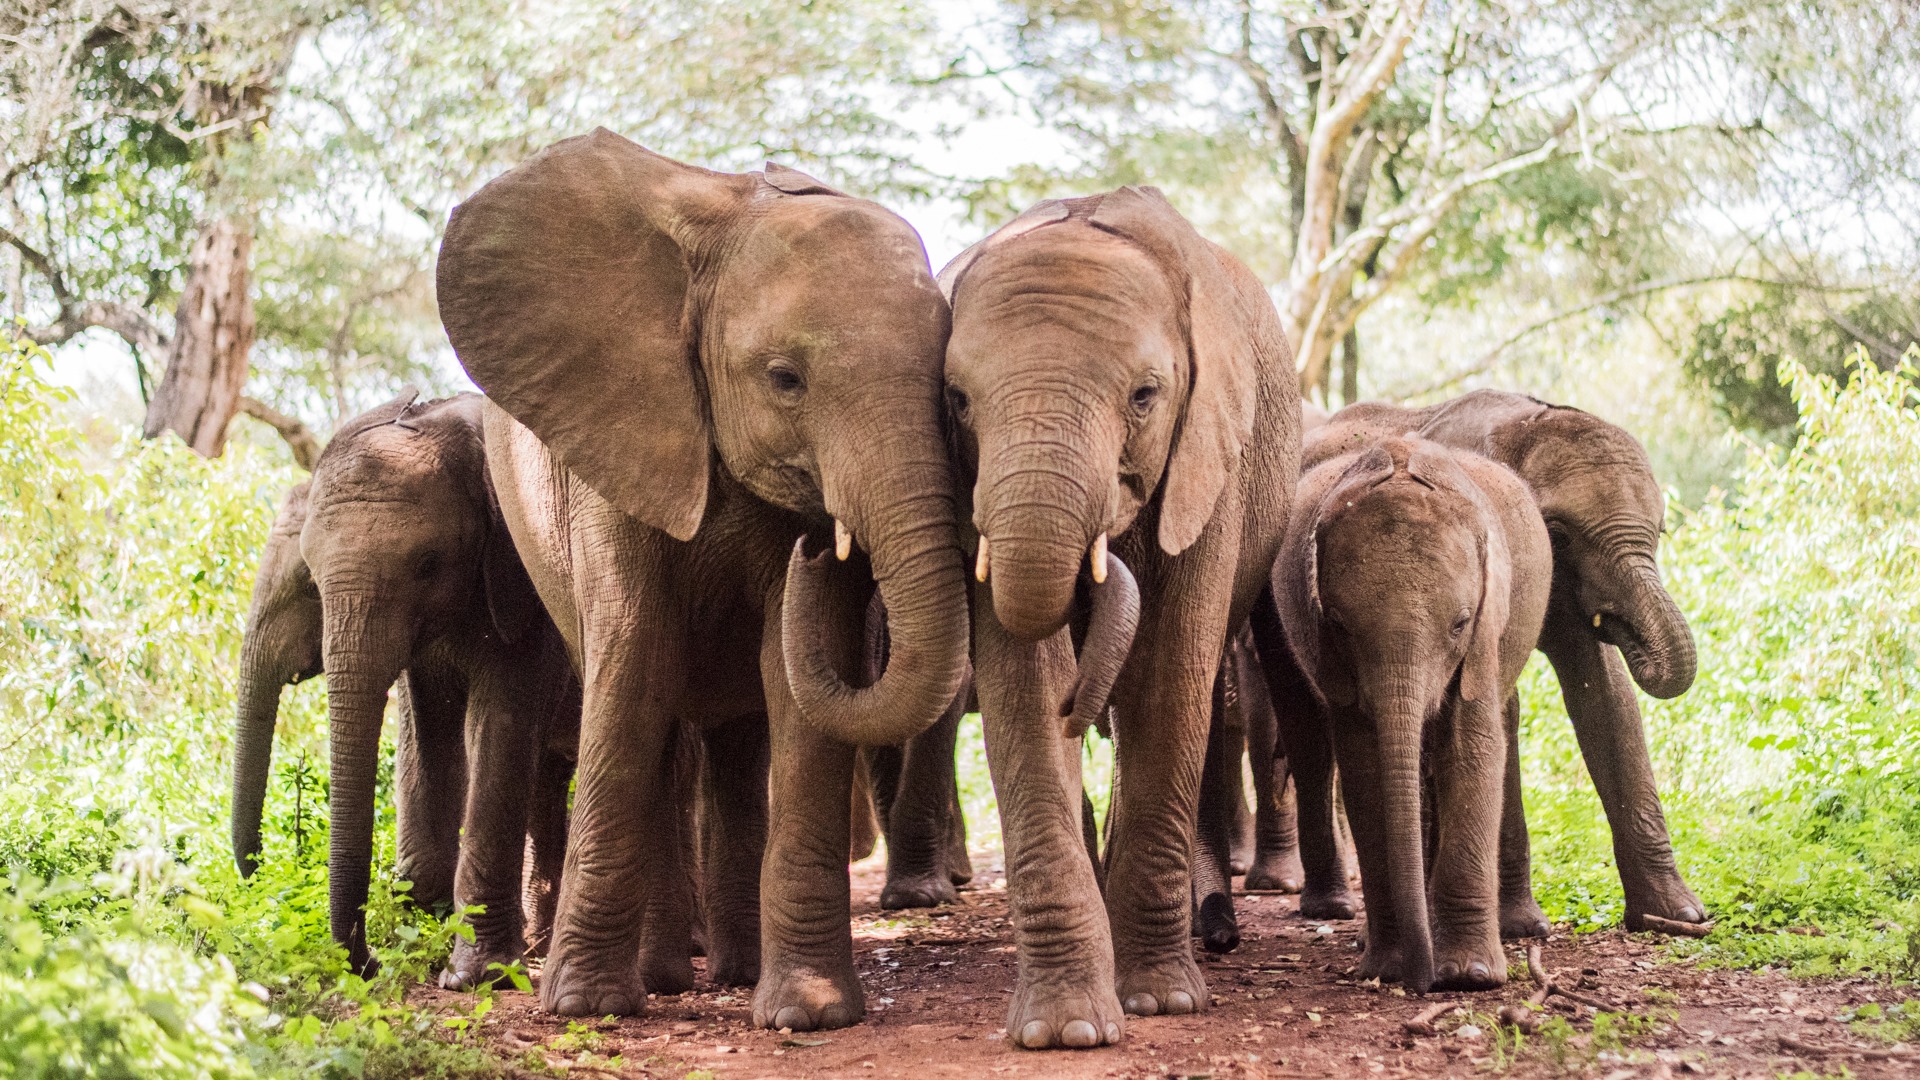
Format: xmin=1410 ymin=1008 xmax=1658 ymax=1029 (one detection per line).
xmin=937 ymin=187 xmax=1298 ymax=1048
xmin=435 ymin=130 xmax=972 ymax=1025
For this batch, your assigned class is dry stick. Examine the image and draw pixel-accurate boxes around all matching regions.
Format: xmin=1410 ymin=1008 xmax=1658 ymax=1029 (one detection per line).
xmin=1779 ymin=1034 xmax=1920 ymax=1061
xmin=1404 ymin=999 xmax=1464 ymax=1036
xmin=1498 ymin=944 xmax=1554 ymax=1033
xmin=1640 ymin=914 xmax=1715 ymax=938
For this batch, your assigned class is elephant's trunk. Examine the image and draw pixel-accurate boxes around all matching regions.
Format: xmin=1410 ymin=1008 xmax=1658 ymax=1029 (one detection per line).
xmin=1378 ymin=687 xmax=1434 ymax=994
xmin=783 ymin=439 xmax=970 ymax=747
xmin=981 ymin=500 xmax=1086 ymax=644
xmin=1063 ymin=552 xmax=1139 ymax=737
xmin=320 ymin=594 xmax=409 ymax=974
xmin=1610 ymin=558 xmax=1696 ymax=700
xmin=231 ymin=633 xmax=286 ymax=877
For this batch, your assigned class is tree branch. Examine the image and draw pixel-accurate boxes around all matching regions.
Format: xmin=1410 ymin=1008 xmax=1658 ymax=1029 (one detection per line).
xmin=1385 ymin=274 xmax=1879 ymax=400
xmin=236 ymin=396 xmax=322 ymax=470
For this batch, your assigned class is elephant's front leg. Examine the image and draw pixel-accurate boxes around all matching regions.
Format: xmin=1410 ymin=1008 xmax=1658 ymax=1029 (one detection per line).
xmin=1540 ymin=618 xmax=1706 ymax=929
xmin=700 ymin=712 xmax=769 ymax=986
xmin=753 ymin=604 xmax=863 ymax=1033
xmin=540 ymin=638 xmax=683 ymax=1015
xmin=878 ymin=689 xmax=967 ymax=910
xmin=394 ymin=664 xmax=468 ymax=914
xmin=439 ymin=664 xmax=546 ymax=990
xmin=1428 ymin=697 xmax=1509 ymax=991
xmin=976 ymin=602 xmax=1122 ymax=1049
xmin=1105 ymin=573 xmax=1232 ymax=1018
xmin=1497 ymin=693 xmax=1550 ymax=939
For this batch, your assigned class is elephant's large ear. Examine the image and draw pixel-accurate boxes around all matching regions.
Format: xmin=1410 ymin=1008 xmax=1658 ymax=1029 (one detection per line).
xmin=1090 ymin=186 xmax=1276 ymax=555
xmin=1456 ymin=484 xmax=1513 ymax=705
xmin=479 ymin=461 xmax=545 ymax=645
xmin=936 ymin=200 xmax=1071 ymax=301
xmin=1275 ymin=465 xmax=1341 ymax=708
xmin=437 ymin=128 xmax=753 ymax=541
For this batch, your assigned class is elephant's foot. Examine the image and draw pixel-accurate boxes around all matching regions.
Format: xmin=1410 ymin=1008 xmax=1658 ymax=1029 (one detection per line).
xmin=1297 ymin=882 xmax=1359 ymax=921
xmin=945 ymin=848 xmax=974 ymax=888
xmin=539 ymin=951 xmax=645 ymax=1017
xmin=1500 ymin=894 xmax=1551 ymax=940
xmin=880 ymin=870 xmax=958 ymax=910
xmin=751 ymin=956 xmax=863 ymax=1032
xmin=1244 ymin=849 xmax=1305 ymax=893
xmin=1622 ymin=868 xmax=1708 ymax=931
xmin=638 ymin=945 xmax=696 ymax=997
xmin=1432 ymin=935 xmax=1507 ymax=992
xmin=1116 ymin=952 xmax=1207 ymax=1017
xmin=1355 ymin=939 xmax=1404 ymax=984
xmin=439 ymin=934 xmax=525 ymax=992
xmin=1005 ymin=969 xmax=1125 ymax=1050
xmin=1196 ymin=893 xmax=1240 ymax=953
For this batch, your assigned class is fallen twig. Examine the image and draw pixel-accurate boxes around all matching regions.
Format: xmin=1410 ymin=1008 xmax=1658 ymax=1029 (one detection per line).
xmin=1640 ymin=914 xmax=1714 ymax=938
xmin=1403 ymin=999 xmax=1463 ymax=1035
xmin=1777 ymin=1034 xmax=1920 ymax=1061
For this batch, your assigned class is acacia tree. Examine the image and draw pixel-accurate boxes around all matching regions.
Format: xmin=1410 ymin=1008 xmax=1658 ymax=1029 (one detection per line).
xmin=992 ymin=0 xmax=1916 ymax=402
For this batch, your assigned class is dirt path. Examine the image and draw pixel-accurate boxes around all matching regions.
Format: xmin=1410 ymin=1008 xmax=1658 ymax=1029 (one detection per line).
xmin=420 ymin=854 xmax=1915 ymax=1078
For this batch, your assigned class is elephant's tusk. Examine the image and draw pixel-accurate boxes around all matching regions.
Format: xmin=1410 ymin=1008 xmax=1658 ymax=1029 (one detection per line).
xmin=1592 ymin=613 xmax=1603 ymax=628
xmin=1090 ymin=533 xmax=1108 ymax=585
xmin=975 ymin=535 xmax=990 ymax=583
xmin=835 ymin=519 xmax=853 ymax=561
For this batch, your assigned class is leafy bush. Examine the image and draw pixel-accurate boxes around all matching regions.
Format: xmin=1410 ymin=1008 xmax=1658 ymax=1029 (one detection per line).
xmin=1520 ymin=350 xmax=1920 ymax=974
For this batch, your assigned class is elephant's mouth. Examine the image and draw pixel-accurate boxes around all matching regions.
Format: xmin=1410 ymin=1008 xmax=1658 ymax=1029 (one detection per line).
xmin=1591 ymin=610 xmax=1641 ymax=650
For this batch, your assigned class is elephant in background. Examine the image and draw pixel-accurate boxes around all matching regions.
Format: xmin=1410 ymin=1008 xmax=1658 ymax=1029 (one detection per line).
xmin=229 ymin=394 xmax=580 ymax=987
xmin=1275 ymin=435 xmax=1551 ymax=993
xmin=437 ymin=131 xmax=971 ymax=1025
xmin=1313 ymin=390 xmax=1705 ymax=934
xmin=939 ymin=186 xmax=1298 ymax=1047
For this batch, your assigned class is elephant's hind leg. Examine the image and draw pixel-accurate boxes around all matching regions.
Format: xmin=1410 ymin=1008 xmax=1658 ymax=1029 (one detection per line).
xmin=878 ymin=689 xmax=967 ymax=910
xmin=700 ymin=713 xmax=769 ymax=986
xmin=1496 ymin=693 xmax=1550 ymax=940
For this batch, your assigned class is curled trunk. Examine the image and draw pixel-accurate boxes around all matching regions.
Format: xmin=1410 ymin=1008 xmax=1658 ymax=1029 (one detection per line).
xmin=1379 ymin=695 xmax=1434 ymax=994
xmin=783 ymin=445 xmax=970 ymax=748
xmin=1062 ymin=553 xmax=1139 ymax=738
xmin=1612 ymin=560 xmax=1696 ymax=700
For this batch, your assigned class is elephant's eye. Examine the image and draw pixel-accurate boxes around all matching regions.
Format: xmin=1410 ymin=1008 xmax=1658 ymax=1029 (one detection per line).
xmin=1130 ymin=383 xmax=1160 ymax=415
xmin=415 ymin=552 xmax=443 ymax=581
xmin=766 ymin=359 xmax=805 ymax=396
xmin=946 ymin=385 xmax=971 ymax=420
xmin=1451 ymin=612 xmax=1471 ymax=637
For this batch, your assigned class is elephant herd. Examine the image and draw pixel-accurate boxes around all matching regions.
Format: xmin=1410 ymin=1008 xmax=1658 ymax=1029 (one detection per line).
xmin=229 ymin=129 xmax=1705 ymax=1051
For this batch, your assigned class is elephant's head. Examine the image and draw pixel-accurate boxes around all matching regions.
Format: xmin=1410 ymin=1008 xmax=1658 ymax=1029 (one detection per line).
xmin=1279 ymin=437 xmax=1514 ymax=994
xmin=436 ymin=130 xmax=968 ymax=747
xmin=297 ymin=392 xmax=541 ymax=970
xmin=231 ymin=482 xmax=322 ymax=878
xmin=1490 ymin=406 xmax=1695 ymax=699
xmin=940 ymin=188 xmax=1263 ymax=719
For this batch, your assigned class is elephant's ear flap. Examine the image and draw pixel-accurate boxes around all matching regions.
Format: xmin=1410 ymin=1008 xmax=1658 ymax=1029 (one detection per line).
xmin=1459 ymin=521 xmax=1512 ymax=704
xmin=438 ymin=128 xmax=752 ymax=541
xmin=1276 ymin=480 xmax=1353 ymax=708
xmin=1090 ymin=186 xmax=1276 ymax=555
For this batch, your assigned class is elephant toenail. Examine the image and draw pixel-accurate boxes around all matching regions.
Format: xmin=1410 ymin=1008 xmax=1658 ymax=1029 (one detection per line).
xmin=1165 ymin=990 xmax=1195 ymax=1014
xmin=1060 ymin=1020 xmax=1098 ymax=1048
xmin=601 ymin=994 xmax=634 ymax=1015
xmin=1437 ymin=963 xmax=1460 ymax=983
xmin=773 ymin=1006 xmax=812 ymax=1032
xmin=1679 ymin=907 xmax=1703 ymax=923
xmin=819 ymin=1003 xmax=854 ymax=1029
xmin=1105 ymin=1022 xmax=1122 ymax=1044
xmin=555 ymin=994 xmax=589 ymax=1015
xmin=1124 ymin=993 xmax=1159 ymax=1016
xmin=1019 ymin=1020 xmax=1053 ymax=1048
xmin=1469 ymin=962 xmax=1490 ymax=980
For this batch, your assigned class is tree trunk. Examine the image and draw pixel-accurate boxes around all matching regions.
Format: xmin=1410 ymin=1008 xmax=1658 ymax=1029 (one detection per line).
xmin=143 ymin=216 xmax=255 ymax=455
xmin=1341 ymin=326 xmax=1360 ymax=407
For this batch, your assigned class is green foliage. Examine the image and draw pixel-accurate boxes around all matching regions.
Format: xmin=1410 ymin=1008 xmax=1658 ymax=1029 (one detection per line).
xmin=1682 ymin=289 xmax=1918 ymax=436
xmin=0 ymin=328 xmax=511 ymax=1077
xmin=1519 ymin=350 xmax=1920 ymax=976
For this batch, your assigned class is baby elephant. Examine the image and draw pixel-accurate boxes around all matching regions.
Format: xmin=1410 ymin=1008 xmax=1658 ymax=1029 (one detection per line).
xmin=1275 ymin=436 xmax=1549 ymax=993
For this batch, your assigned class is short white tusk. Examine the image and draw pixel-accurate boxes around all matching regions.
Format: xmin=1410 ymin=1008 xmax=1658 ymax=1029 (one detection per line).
xmin=1090 ymin=533 xmax=1108 ymax=585
xmin=975 ymin=535 xmax=990 ymax=583
xmin=1592 ymin=613 xmax=1603 ymax=628
xmin=834 ymin=519 xmax=853 ymax=561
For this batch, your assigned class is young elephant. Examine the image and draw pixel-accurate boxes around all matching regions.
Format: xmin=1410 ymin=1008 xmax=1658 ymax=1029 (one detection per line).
xmin=1332 ymin=390 xmax=1705 ymax=934
xmin=1275 ymin=436 xmax=1550 ymax=993
xmin=229 ymin=393 xmax=583 ymax=985
xmin=438 ymin=131 xmax=970 ymax=1025
xmin=939 ymin=186 xmax=1298 ymax=1047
